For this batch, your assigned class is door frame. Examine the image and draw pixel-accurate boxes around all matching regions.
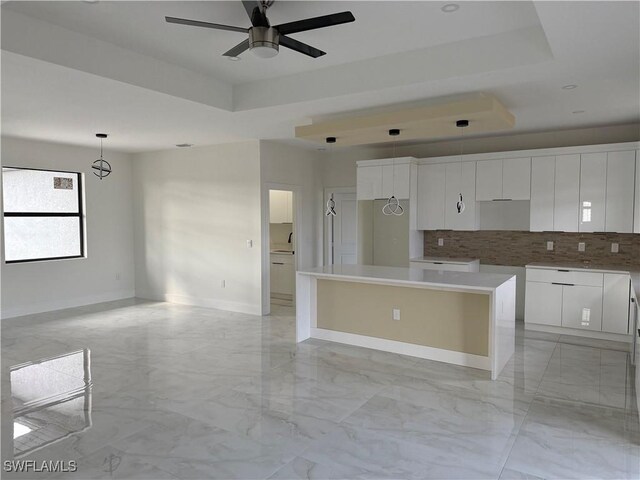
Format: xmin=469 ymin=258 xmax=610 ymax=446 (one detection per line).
xmin=323 ymin=186 xmax=357 ymax=266
xmin=261 ymin=182 xmax=302 ymax=316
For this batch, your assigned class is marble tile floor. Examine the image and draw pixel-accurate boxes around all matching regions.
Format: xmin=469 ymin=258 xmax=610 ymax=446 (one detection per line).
xmin=1 ymin=298 xmax=638 ymax=480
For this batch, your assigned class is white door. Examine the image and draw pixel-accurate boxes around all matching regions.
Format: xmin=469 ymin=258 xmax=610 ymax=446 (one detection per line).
xmin=602 ymin=273 xmax=631 ymax=334
xmin=525 ymin=282 xmax=562 ymax=326
xmin=562 ymin=285 xmax=603 ymax=331
xmin=331 ymin=192 xmax=357 ymax=265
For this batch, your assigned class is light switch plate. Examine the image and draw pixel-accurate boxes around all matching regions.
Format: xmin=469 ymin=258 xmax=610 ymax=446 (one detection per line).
xmin=578 ymin=242 xmax=585 ymax=252
xmin=247 ymin=239 xmax=253 ymax=248
xmin=611 ymin=242 xmax=619 ymax=253
xmin=392 ymin=308 xmax=401 ymax=321
xmin=546 ymin=241 xmax=554 ymax=251
xmin=438 ymin=238 xmax=444 ymax=247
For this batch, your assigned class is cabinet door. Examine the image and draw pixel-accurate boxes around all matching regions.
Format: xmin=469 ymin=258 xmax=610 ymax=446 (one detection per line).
xmin=285 ymin=191 xmax=293 ymax=223
xmin=525 ymin=281 xmax=562 ymax=326
xmin=357 ymin=166 xmax=383 ymax=200
xmin=602 ymin=273 xmax=630 ymax=334
xmin=270 ymin=262 xmax=284 ymax=294
xmin=281 ymin=263 xmax=295 ymax=295
xmin=530 ymin=156 xmax=555 ymax=231
xmin=476 ymin=159 xmax=503 ymax=201
xmin=394 ymin=163 xmax=411 ymax=199
xmin=444 ymin=162 xmax=477 ymax=230
xmin=579 ymin=152 xmax=607 ymax=232
xmin=561 ymin=285 xmax=603 ymax=331
xmin=554 ymin=154 xmax=580 ymax=232
xmin=503 ymin=157 xmax=531 ymax=200
xmin=605 ymin=151 xmax=635 ymax=233
xmin=417 ymin=164 xmax=446 ymax=230
xmin=269 ymin=190 xmax=287 ymax=224
xmin=381 ymin=165 xmax=394 ymax=199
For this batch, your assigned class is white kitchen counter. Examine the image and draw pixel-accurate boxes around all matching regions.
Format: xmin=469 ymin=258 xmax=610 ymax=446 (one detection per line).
xmin=296 ymin=265 xmax=516 ymax=379
xmin=297 ymin=265 xmax=512 ymax=292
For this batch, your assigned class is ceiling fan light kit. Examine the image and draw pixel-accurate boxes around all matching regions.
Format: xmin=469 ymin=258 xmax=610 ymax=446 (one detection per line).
xmin=166 ymin=1 xmax=355 ymax=60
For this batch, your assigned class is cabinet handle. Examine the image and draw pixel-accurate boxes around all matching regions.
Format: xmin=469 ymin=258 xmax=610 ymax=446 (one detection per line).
xmin=557 ymin=269 xmax=570 ymax=272
xmin=552 ymin=282 xmax=574 ymax=286
xmin=272 ymin=262 xmax=284 ymax=265
xmin=433 ymin=262 xmax=443 ymax=265
xmin=492 ymin=198 xmax=513 ymax=201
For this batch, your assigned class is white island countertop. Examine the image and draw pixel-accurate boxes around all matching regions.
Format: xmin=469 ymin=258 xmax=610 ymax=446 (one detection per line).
xmin=297 ymin=265 xmax=514 ymax=293
xmin=410 ymin=256 xmax=479 ymax=265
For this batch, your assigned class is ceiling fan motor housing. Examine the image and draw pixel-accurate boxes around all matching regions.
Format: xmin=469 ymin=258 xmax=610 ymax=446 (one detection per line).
xmin=249 ymin=27 xmax=280 ymax=57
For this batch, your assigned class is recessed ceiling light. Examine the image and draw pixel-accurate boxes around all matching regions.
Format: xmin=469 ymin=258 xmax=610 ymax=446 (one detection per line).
xmin=227 ymin=56 xmax=241 ymax=62
xmin=572 ymin=110 xmax=586 ymax=114
xmin=562 ymin=84 xmax=578 ymax=90
xmin=176 ymin=143 xmax=193 ymax=148
xmin=441 ymin=4 xmax=460 ymax=13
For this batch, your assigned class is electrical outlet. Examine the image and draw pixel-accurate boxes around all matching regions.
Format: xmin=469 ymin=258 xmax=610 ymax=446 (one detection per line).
xmin=246 ymin=239 xmax=253 ymax=248
xmin=438 ymin=238 xmax=444 ymax=247
xmin=546 ymin=241 xmax=554 ymax=251
xmin=578 ymin=242 xmax=586 ymax=252
xmin=611 ymin=242 xmax=619 ymax=253
xmin=392 ymin=308 xmax=401 ymax=321
xmin=221 ymin=280 xmax=226 ymax=288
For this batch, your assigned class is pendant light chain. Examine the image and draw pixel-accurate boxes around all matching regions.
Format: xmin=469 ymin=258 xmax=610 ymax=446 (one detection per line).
xmin=382 ymin=129 xmax=404 ymax=216
xmin=456 ymin=120 xmax=468 ymax=214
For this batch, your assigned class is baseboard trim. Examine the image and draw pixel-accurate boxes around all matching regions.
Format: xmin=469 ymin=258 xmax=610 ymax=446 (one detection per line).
xmin=310 ymin=328 xmax=491 ymax=371
xmin=1 ymin=290 xmax=136 ymax=320
xmin=136 ymin=291 xmax=262 ymax=316
xmin=525 ymin=322 xmax=633 ymax=343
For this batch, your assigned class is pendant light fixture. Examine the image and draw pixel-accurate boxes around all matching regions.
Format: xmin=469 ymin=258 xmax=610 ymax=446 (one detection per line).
xmin=92 ymin=133 xmax=112 ymax=180
xmin=455 ymin=120 xmax=469 ymax=214
xmin=382 ymin=129 xmax=404 ymax=216
xmin=325 ymin=137 xmax=337 ymax=216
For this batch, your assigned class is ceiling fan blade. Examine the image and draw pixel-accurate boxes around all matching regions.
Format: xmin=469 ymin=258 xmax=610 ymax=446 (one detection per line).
xmin=223 ymin=39 xmax=250 ymax=57
xmin=276 ymin=11 xmax=354 ymax=36
xmin=280 ymin=35 xmax=326 ymax=58
xmin=165 ymin=16 xmax=247 ymax=34
xmin=242 ymin=0 xmax=269 ymax=27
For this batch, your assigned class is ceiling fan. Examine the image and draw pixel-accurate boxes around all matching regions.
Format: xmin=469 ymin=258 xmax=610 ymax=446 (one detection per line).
xmin=165 ymin=0 xmax=355 ymax=59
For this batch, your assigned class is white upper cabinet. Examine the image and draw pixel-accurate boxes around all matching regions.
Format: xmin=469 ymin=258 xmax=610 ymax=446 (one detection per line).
xmin=605 ymin=150 xmax=636 ymax=233
xmin=269 ymin=190 xmax=292 ymax=223
xmin=357 ymin=165 xmax=383 ymax=200
xmin=554 ymin=154 xmax=581 ymax=232
xmin=476 ymin=158 xmax=530 ymax=201
xmin=382 ymin=163 xmax=410 ymax=199
xmin=444 ymin=162 xmax=477 ymax=230
xmin=417 ymin=163 xmax=446 ymax=230
xmin=503 ymin=157 xmax=531 ymax=200
xmin=475 ymin=159 xmax=503 ymax=201
xmin=357 ymin=161 xmax=411 ymax=200
xmin=530 ymin=156 xmax=555 ymax=231
xmin=579 ymin=152 xmax=607 ymax=232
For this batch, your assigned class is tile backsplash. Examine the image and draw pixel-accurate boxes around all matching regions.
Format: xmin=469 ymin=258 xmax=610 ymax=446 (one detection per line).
xmin=424 ymin=230 xmax=640 ymax=268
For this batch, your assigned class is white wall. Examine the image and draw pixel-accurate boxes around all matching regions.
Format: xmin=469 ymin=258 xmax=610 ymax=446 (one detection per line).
xmin=132 ymin=141 xmax=263 ymax=315
xmin=1 ymin=137 xmax=135 ymax=318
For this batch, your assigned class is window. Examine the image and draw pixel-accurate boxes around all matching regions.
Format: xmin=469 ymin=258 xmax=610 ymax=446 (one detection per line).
xmin=2 ymin=167 xmax=84 ymax=263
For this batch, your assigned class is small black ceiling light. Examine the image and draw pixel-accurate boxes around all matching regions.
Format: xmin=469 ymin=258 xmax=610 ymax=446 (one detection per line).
xmin=388 ymin=128 xmax=400 ymax=136
xmin=92 ymin=133 xmax=112 ymax=180
xmin=456 ymin=119 xmax=469 ymax=128
xmin=326 ymin=137 xmax=337 ymax=144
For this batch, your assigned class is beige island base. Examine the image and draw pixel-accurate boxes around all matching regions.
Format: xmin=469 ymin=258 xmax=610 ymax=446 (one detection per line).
xmin=296 ymin=265 xmax=516 ymax=379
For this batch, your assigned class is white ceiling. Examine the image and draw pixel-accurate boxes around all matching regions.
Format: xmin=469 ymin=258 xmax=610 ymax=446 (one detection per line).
xmin=1 ymin=1 xmax=639 ymax=152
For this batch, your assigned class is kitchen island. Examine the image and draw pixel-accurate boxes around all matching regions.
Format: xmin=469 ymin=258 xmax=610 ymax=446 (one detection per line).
xmin=296 ymin=265 xmax=516 ymax=379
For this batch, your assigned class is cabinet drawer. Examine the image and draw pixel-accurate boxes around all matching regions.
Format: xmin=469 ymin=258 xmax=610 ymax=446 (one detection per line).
xmin=271 ymin=254 xmax=294 ymax=265
xmin=526 ymin=268 xmax=603 ymax=287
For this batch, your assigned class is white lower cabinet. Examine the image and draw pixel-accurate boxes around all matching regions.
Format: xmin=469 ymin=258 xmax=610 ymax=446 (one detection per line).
xmin=524 ymin=281 xmax=562 ymax=326
xmin=270 ymin=254 xmax=294 ymax=296
xmin=602 ymin=273 xmax=631 ymax=334
xmin=525 ymin=266 xmax=632 ymax=336
xmin=561 ymin=285 xmax=603 ymax=331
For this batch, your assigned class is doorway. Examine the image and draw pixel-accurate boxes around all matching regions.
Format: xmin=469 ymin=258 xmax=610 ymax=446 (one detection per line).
xmin=325 ymin=188 xmax=357 ymax=265
xmin=262 ymin=184 xmax=302 ymax=316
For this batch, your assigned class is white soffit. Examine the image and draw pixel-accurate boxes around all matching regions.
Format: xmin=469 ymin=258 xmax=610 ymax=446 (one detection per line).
xmin=295 ymin=93 xmax=515 ymax=146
